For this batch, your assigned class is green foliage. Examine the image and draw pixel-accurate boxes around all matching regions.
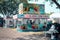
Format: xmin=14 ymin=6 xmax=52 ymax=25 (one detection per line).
xmin=0 ymin=0 xmax=20 ymax=15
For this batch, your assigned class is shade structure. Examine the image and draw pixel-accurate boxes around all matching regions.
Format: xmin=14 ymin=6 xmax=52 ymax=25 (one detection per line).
xmin=50 ymin=13 xmax=60 ymax=18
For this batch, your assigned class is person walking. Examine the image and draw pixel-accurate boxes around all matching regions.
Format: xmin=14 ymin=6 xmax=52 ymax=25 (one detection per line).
xmin=51 ymin=21 xmax=59 ymax=40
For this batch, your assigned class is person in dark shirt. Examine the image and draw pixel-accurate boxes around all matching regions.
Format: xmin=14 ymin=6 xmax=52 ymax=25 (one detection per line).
xmin=0 ymin=17 xmax=3 ymax=27
xmin=53 ymin=22 xmax=60 ymax=33
xmin=52 ymin=22 xmax=60 ymax=40
xmin=46 ymin=21 xmax=52 ymax=31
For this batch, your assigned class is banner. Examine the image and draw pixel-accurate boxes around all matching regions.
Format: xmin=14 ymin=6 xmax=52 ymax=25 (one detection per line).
xmin=18 ymin=3 xmax=23 ymax=14
xmin=27 ymin=0 xmax=45 ymax=4
xmin=24 ymin=14 xmax=49 ymax=19
xmin=17 ymin=14 xmax=24 ymax=18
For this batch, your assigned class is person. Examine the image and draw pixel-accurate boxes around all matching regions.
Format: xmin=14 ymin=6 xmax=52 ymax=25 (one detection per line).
xmin=49 ymin=24 xmax=56 ymax=40
xmin=43 ymin=22 xmax=47 ymax=31
xmin=52 ymin=21 xmax=59 ymax=40
xmin=46 ymin=20 xmax=52 ymax=31
xmin=0 ymin=17 xmax=4 ymax=27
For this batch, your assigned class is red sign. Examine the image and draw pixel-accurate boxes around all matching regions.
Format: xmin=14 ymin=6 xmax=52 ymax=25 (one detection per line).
xmin=25 ymin=14 xmax=30 ymax=18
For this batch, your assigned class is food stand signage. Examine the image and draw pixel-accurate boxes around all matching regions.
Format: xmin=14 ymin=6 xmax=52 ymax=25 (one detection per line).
xmin=24 ymin=14 xmax=48 ymax=19
xmin=17 ymin=14 xmax=24 ymax=18
xmin=17 ymin=14 xmax=48 ymax=19
xmin=27 ymin=0 xmax=45 ymax=4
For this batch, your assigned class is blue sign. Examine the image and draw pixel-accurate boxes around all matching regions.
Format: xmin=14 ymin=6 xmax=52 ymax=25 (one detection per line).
xmin=17 ymin=14 xmax=24 ymax=18
xmin=39 ymin=4 xmax=45 ymax=14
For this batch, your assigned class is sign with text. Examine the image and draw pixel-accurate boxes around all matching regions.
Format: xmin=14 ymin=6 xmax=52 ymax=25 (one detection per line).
xmin=27 ymin=0 xmax=45 ymax=4
xmin=24 ymin=14 xmax=49 ymax=19
xmin=17 ymin=14 xmax=24 ymax=18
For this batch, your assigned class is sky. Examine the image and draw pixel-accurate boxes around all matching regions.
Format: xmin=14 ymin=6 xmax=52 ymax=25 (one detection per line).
xmin=45 ymin=1 xmax=60 ymax=13
xmin=27 ymin=0 xmax=60 ymax=13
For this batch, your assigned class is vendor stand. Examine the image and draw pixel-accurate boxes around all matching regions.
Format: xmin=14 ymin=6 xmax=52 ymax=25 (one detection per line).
xmin=17 ymin=14 xmax=49 ymax=32
xmin=17 ymin=3 xmax=47 ymax=32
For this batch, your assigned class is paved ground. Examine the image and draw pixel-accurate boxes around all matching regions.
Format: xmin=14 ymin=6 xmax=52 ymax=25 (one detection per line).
xmin=0 ymin=27 xmax=50 ymax=40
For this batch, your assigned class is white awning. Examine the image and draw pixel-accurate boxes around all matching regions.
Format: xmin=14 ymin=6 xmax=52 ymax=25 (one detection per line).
xmin=50 ymin=13 xmax=60 ymax=18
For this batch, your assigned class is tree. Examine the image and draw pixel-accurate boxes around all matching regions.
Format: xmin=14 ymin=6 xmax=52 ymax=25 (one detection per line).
xmin=52 ymin=0 xmax=60 ymax=8
xmin=0 ymin=0 xmax=20 ymax=15
xmin=45 ymin=0 xmax=60 ymax=9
